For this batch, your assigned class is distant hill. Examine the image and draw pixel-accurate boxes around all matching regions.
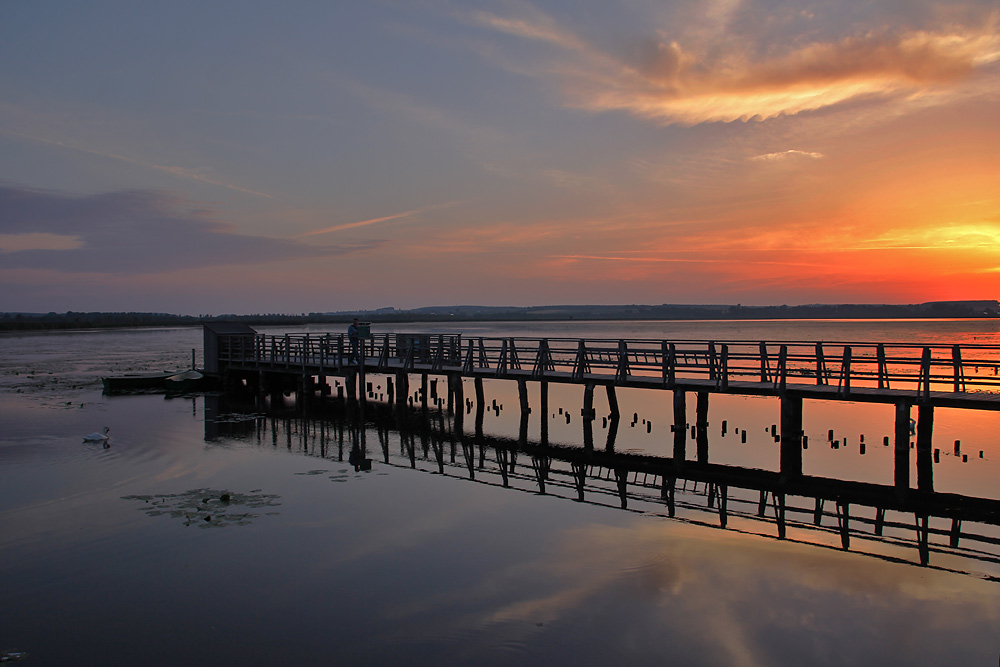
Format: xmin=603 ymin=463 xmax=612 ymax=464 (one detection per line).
xmin=2 ymin=300 xmax=997 ymax=331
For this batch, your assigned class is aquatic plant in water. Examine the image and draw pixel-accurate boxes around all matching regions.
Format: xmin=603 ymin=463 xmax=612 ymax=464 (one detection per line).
xmin=121 ymin=488 xmax=281 ymax=528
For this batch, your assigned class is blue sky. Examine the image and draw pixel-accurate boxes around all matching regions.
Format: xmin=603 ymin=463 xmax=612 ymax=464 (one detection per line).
xmin=2 ymin=1 xmax=998 ymax=314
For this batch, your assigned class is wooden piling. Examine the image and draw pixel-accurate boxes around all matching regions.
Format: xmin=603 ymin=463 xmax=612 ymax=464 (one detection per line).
xmin=474 ymin=376 xmax=485 ymax=410
xmin=696 ymin=391 xmax=709 ymax=464
xmin=894 ymin=402 xmax=911 ymax=492
xmin=673 ymin=390 xmax=686 ymax=464
xmin=395 ymin=372 xmax=409 ymax=409
xmin=916 ymin=404 xmax=934 ymax=492
xmin=605 ymin=385 xmax=620 ymax=420
xmin=540 ymin=380 xmax=549 ymax=445
xmin=582 ymin=382 xmax=596 ymax=420
xmin=780 ymin=394 xmax=803 ymax=480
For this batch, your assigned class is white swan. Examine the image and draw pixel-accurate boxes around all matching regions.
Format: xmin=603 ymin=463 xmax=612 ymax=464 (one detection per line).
xmin=83 ymin=426 xmax=110 ymax=442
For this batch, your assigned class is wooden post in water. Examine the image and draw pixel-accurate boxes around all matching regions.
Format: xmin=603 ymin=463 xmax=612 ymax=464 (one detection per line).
xmin=475 ymin=389 xmax=485 ymax=439
xmin=779 ymin=394 xmax=803 ymax=480
xmin=582 ymin=383 xmax=596 ymax=450
xmin=582 ymin=382 xmax=596 ymax=420
xmin=450 ymin=373 xmax=464 ymax=428
xmin=358 ymin=339 xmax=366 ymax=404
xmin=299 ymin=375 xmax=312 ymax=415
xmin=540 ymin=380 xmax=549 ymax=445
xmin=345 ymin=372 xmax=357 ymax=401
xmin=916 ymin=404 xmax=934 ymax=492
xmin=894 ymin=402 xmax=911 ymax=493
xmin=475 ymin=376 xmax=485 ymax=410
xmin=605 ymin=415 xmax=619 ymax=452
xmin=605 ymin=385 xmax=620 ymax=420
xmin=518 ymin=378 xmax=529 ymax=414
xmin=696 ymin=391 xmax=709 ymax=464
xmin=395 ymin=371 xmax=409 ymax=410
xmin=420 ymin=373 xmax=428 ymax=410
xmin=673 ymin=390 xmax=686 ymax=464
xmin=452 ymin=373 xmax=464 ymax=408
xmin=583 ymin=412 xmax=594 ymax=450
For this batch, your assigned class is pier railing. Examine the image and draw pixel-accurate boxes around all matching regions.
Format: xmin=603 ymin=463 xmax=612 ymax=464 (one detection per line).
xmin=216 ymin=333 xmax=1000 ymax=396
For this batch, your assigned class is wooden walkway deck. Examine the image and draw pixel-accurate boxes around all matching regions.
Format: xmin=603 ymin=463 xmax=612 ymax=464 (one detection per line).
xmin=211 ymin=331 xmax=1000 ymax=410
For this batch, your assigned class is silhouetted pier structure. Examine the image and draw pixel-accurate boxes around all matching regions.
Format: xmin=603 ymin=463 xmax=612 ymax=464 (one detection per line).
xmin=205 ymin=326 xmax=1000 ymax=495
xmin=204 ymin=394 xmax=1000 ymax=578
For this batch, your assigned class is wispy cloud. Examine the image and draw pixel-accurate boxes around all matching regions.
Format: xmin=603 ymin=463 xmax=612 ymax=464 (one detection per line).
xmin=9 ymin=131 xmax=272 ymax=198
xmin=0 ymin=232 xmax=83 ymax=253
xmin=0 ymin=185 xmax=373 ymax=274
xmin=294 ymin=200 xmax=461 ymax=238
xmin=469 ymin=7 xmax=1000 ymax=125
xmin=551 ymin=254 xmax=729 ymax=263
xmin=750 ymin=149 xmax=825 ymax=161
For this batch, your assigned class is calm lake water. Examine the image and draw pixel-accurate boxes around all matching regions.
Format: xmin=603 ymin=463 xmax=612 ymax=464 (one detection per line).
xmin=2 ymin=320 xmax=999 ymax=666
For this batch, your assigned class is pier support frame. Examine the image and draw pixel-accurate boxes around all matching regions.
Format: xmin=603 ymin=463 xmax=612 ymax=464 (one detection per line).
xmin=673 ymin=390 xmax=686 ymax=464
xmin=449 ymin=373 xmax=464 ymax=427
xmin=606 ymin=385 xmax=620 ymax=420
xmin=540 ymin=381 xmax=549 ymax=445
xmin=894 ymin=402 xmax=911 ymax=492
xmin=916 ymin=404 xmax=934 ymax=492
xmin=696 ymin=391 xmax=709 ymax=464
xmin=395 ymin=372 xmax=409 ymax=410
xmin=474 ymin=376 xmax=485 ymax=406
xmin=582 ymin=382 xmax=596 ymax=420
xmin=779 ymin=394 xmax=803 ymax=480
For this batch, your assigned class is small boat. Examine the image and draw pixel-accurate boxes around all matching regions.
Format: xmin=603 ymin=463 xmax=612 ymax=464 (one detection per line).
xmin=102 ymin=371 xmax=179 ymax=393
xmin=164 ymin=369 xmax=210 ymax=392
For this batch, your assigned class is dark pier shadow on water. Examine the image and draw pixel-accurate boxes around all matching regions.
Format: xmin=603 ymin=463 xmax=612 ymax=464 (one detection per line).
xmin=202 ymin=391 xmax=1000 ymax=581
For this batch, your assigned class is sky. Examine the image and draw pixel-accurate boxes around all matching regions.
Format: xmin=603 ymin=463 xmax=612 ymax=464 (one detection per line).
xmin=1 ymin=0 xmax=999 ymax=315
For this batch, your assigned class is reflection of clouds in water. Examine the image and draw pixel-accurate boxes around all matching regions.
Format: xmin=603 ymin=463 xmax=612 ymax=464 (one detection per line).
xmin=376 ymin=517 xmax=1000 ymax=665
xmin=485 ymin=521 xmax=1000 ymax=665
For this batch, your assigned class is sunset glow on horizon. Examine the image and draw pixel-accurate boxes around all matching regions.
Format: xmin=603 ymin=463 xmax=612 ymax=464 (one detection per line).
xmin=1 ymin=1 xmax=998 ymax=314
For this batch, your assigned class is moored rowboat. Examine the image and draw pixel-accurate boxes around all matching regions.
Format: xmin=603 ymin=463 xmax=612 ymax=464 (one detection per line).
xmin=102 ymin=371 xmax=179 ymax=393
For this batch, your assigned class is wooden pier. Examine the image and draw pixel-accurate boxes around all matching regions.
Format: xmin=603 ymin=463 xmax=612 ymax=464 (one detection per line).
xmin=205 ymin=326 xmax=1000 ymax=494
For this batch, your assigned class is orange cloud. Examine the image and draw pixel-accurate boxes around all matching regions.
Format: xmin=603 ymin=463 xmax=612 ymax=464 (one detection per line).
xmin=473 ymin=9 xmax=1000 ymax=125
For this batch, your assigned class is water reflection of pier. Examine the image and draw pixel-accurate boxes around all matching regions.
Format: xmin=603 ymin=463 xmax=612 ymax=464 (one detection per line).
xmin=208 ymin=329 xmax=1000 ymax=495
xmin=204 ymin=394 xmax=1000 ymax=580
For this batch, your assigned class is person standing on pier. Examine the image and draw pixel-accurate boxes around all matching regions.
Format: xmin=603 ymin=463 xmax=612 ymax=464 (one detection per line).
xmin=348 ymin=317 xmax=361 ymax=363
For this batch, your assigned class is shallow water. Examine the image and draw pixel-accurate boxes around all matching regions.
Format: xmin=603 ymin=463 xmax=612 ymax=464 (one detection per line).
xmin=2 ymin=321 xmax=999 ymax=665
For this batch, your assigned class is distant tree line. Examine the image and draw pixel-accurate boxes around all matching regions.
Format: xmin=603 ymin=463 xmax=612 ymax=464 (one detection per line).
xmin=0 ymin=311 xmax=321 ymax=331
xmin=2 ymin=300 xmax=996 ymax=331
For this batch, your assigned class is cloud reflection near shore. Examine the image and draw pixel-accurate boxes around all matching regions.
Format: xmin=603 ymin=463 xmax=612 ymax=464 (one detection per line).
xmin=471 ymin=520 xmax=1000 ymax=665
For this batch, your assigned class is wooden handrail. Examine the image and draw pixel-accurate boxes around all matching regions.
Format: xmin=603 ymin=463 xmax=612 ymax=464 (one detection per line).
xmin=213 ymin=333 xmax=1000 ymax=395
